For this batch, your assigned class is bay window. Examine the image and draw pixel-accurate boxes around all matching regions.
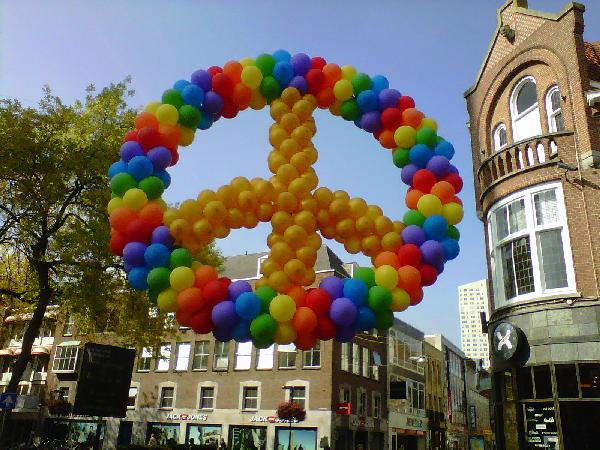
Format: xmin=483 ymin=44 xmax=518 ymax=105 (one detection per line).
xmin=546 ymin=86 xmax=565 ymax=133
xmin=511 ymin=77 xmax=542 ymax=142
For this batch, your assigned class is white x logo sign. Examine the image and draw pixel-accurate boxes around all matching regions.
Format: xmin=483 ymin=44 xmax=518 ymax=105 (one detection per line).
xmin=496 ymin=328 xmax=513 ymax=351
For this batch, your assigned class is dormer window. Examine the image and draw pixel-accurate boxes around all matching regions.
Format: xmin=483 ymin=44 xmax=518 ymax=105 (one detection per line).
xmin=493 ymin=124 xmax=508 ymax=151
xmin=546 ymin=86 xmax=565 ymax=132
xmin=511 ymin=77 xmax=542 ymax=142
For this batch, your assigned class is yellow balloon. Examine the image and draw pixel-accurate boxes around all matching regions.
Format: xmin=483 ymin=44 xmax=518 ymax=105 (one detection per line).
xmin=271 ymin=241 xmax=295 ymax=264
xmin=443 ymin=202 xmax=464 ymax=225
xmin=156 ymin=104 xmax=179 ymax=125
xmin=420 ymin=117 xmax=438 ymax=132
xmin=204 ymin=200 xmax=227 ymax=223
xmin=394 ymin=125 xmax=417 ymax=148
xmin=281 ymin=87 xmax=302 ymax=108
xmin=122 ymin=188 xmax=148 ymax=211
xmin=341 ymin=65 xmax=357 ymax=81
xmin=145 ymin=101 xmax=161 ymax=114
xmin=241 ymin=65 xmax=263 ymax=89
xmin=107 ymin=197 xmax=123 ymax=215
xmin=269 ymin=294 xmax=297 ymax=322
xmin=417 ymin=194 xmax=443 ymax=217
xmin=391 ymin=288 xmax=410 ymax=312
xmin=249 ymin=89 xmax=267 ymax=110
xmin=169 ymin=267 xmax=195 ymax=291
xmin=239 ymin=57 xmax=255 ymax=68
xmin=157 ymin=288 xmax=178 ymax=312
xmin=375 ymin=265 xmax=399 ymax=290
xmin=333 ymin=79 xmax=354 ymax=101
xmin=179 ymin=126 xmax=195 ymax=147
xmin=274 ymin=322 xmax=297 ymax=345
xmin=163 ymin=208 xmax=179 ymax=226
xmin=284 ymin=258 xmax=306 ymax=284
xmin=268 ymin=270 xmax=291 ymax=293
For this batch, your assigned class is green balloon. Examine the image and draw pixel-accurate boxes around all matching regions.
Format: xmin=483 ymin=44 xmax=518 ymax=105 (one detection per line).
xmin=148 ymin=288 xmax=159 ymax=305
xmin=170 ymin=248 xmax=193 ymax=269
xmin=147 ymin=267 xmax=171 ymax=292
xmin=352 ymin=73 xmax=372 ymax=95
xmin=260 ymin=76 xmax=281 ymax=102
xmin=375 ymin=309 xmax=394 ymax=330
xmin=138 ymin=176 xmax=164 ymax=199
xmin=403 ymin=210 xmax=426 ymax=227
xmin=416 ymin=127 xmax=437 ymax=148
xmin=178 ymin=105 xmax=202 ymax=129
xmin=162 ymin=89 xmax=184 ymax=109
xmin=253 ymin=336 xmax=274 ymax=349
xmin=256 ymin=286 xmax=277 ymax=313
xmin=340 ymin=99 xmax=360 ymax=121
xmin=367 ymin=286 xmax=392 ymax=312
xmin=255 ymin=53 xmax=276 ymax=76
xmin=250 ymin=313 xmax=277 ymax=340
xmin=354 ymin=267 xmax=376 ymax=288
xmin=110 ymin=173 xmax=137 ymax=197
xmin=393 ymin=148 xmax=411 ymax=168
xmin=448 ymin=225 xmax=460 ymax=241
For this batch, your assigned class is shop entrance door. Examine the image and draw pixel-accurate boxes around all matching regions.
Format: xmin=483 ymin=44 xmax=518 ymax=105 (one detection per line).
xmin=559 ymin=401 xmax=600 ymax=450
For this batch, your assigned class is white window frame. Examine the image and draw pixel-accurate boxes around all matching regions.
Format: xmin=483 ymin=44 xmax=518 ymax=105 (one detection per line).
xmin=284 ymin=380 xmax=309 ymax=410
xmin=303 ymin=341 xmax=321 ymax=368
xmin=192 ymin=341 xmax=209 ymax=371
xmin=240 ymin=382 xmax=261 ymax=411
xmin=63 ymin=315 xmax=75 ymax=336
xmin=52 ymin=345 xmax=79 ymax=373
xmin=372 ymin=392 xmax=382 ymax=419
xmin=278 ymin=344 xmax=297 ymax=369
xmin=213 ymin=341 xmax=229 ymax=371
xmin=156 ymin=343 xmax=171 ymax=372
xmin=493 ymin=123 xmax=508 ymax=151
xmin=137 ymin=347 xmax=152 ymax=372
xmin=352 ymin=344 xmax=360 ymax=375
xmin=339 ymin=385 xmax=351 ymax=404
xmin=357 ymin=388 xmax=367 ymax=416
xmin=487 ymin=182 xmax=576 ymax=308
xmin=546 ymin=86 xmax=564 ymax=133
xmin=362 ymin=347 xmax=369 ymax=378
xmin=256 ymin=345 xmax=274 ymax=370
xmin=197 ymin=381 xmax=218 ymax=411
xmin=128 ymin=382 xmax=140 ymax=409
xmin=175 ymin=342 xmax=191 ymax=372
xmin=235 ymin=342 xmax=253 ymax=370
xmin=199 ymin=385 xmax=216 ymax=410
xmin=510 ymin=76 xmax=541 ymax=142
xmin=341 ymin=343 xmax=350 ymax=372
xmin=158 ymin=382 xmax=176 ymax=410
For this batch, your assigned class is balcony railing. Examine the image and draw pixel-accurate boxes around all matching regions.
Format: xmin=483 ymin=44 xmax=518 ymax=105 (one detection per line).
xmin=477 ymin=131 xmax=574 ymax=197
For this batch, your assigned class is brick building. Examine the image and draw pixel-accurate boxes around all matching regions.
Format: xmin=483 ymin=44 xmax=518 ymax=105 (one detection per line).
xmin=465 ymin=1 xmax=600 ymax=448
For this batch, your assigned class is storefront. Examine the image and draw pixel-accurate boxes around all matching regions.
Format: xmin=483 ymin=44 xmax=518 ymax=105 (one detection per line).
xmin=44 ymin=418 xmax=105 ymax=447
xmin=334 ymin=413 xmax=387 ymax=450
xmin=446 ymin=423 xmax=468 ymax=450
xmin=389 ymin=412 xmax=427 ymax=450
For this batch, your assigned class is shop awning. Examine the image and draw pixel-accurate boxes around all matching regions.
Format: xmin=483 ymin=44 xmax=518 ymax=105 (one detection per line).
xmin=58 ymin=340 xmax=80 ymax=347
xmin=0 ymin=349 xmax=14 ymax=356
xmin=31 ymin=346 xmax=51 ymax=355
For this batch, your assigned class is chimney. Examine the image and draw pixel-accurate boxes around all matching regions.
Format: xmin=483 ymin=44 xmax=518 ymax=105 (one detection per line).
xmin=513 ymin=0 xmax=528 ymax=7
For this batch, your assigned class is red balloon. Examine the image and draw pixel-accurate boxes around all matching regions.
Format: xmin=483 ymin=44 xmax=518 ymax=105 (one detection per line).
xmin=305 ymin=288 xmax=332 ymax=317
xmin=220 ymin=100 xmax=239 ymax=119
xmin=316 ymin=316 xmax=337 ymax=341
xmin=218 ymin=277 xmax=232 ymax=287
xmin=419 ymin=265 xmax=438 ymax=286
xmin=444 ymin=173 xmax=463 ymax=194
xmin=212 ymin=73 xmax=234 ymax=97
xmin=397 ymin=244 xmax=422 ymax=267
xmin=295 ymin=332 xmax=317 ymax=351
xmin=203 ymin=280 xmax=228 ymax=307
xmin=381 ymin=108 xmax=403 ymax=130
xmin=126 ymin=219 xmax=153 ymax=243
xmin=292 ymin=307 xmax=318 ymax=334
xmin=408 ymin=287 xmax=423 ymax=306
xmin=191 ymin=310 xmax=214 ymax=334
xmin=124 ymin=130 xmax=138 ymax=142
xmin=305 ymin=69 xmax=325 ymax=95
xmin=311 ymin=57 xmax=327 ymax=70
xmin=139 ymin=203 xmax=164 ymax=228
xmin=109 ymin=231 xmax=128 ymax=256
xmin=412 ymin=169 xmax=437 ymax=193
xmin=109 ymin=208 xmax=137 ymax=233
xmin=176 ymin=308 xmax=194 ymax=328
xmin=287 ymin=285 xmax=307 ymax=307
xmin=169 ymin=148 xmax=179 ymax=167
xmin=137 ymin=127 xmax=162 ymax=151
xmin=207 ymin=66 xmax=223 ymax=76
xmin=177 ymin=288 xmax=206 ymax=315
xmin=397 ymin=95 xmax=415 ymax=111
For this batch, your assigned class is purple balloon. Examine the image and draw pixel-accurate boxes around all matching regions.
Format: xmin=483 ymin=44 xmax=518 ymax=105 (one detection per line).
xmin=401 ymin=163 xmax=420 ymax=185
xmin=320 ymin=276 xmax=344 ymax=299
xmin=151 ymin=226 xmax=174 ymax=248
xmin=123 ymin=261 xmax=134 ymax=273
xmin=120 ymin=141 xmax=145 ymax=163
xmin=360 ymin=111 xmax=382 ymax=133
xmin=401 ymin=225 xmax=426 ymax=246
xmin=211 ymin=301 xmax=237 ymax=329
xmin=288 ymin=76 xmax=308 ymax=95
xmin=213 ymin=326 xmax=233 ymax=342
xmin=228 ymin=280 xmax=252 ymax=301
xmin=434 ymin=260 xmax=445 ymax=274
xmin=191 ymin=69 xmax=212 ymax=92
xmin=448 ymin=164 xmax=459 ymax=174
xmin=421 ymin=240 xmax=445 ymax=265
xmin=203 ymin=91 xmax=224 ymax=114
xmin=426 ymin=155 xmax=450 ymax=178
xmin=290 ymin=53 xmax=311 ymax=76
xmin=335 ymin=325 xmax=356 ymax=343
xmin=147 ymin=147 xmax=172 ymax=171
xmin=378 ymin=89 xmax=402 ymax=110
xmin=123 ymin=242 xmax=147 ymax=267
xmin=330 ymin=298 xmax=358 ymax=327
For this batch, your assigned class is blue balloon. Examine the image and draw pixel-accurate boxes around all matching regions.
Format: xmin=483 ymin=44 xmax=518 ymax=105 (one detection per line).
xmin=343 ymin=279 xmax=369 ymax=306
xmin=272 ymin=61 xmax=294 ymax=87
xmin=232 ymin=321 xmax=252 ymax=342
xmin=357 ymin=90 xmax=379 ymax=112
xmin=228 ymin=280 xmax=252 ymax=300
xmin=371 ymin=75 xmax=389 ymax=93
xmin=144 ymin=243 xmax=171 ymax=268
xmin=441 ymin=238 xmax=460 ymax=261
xmin=273 ymin=49 xmax=292 ymax=62
xmin=409 ymin=144 xmax=433 ymax=168
xmin=147 ymin=147 xmax=172 ymax=171
xmin=197 ymin=110 xmax=214 ymax=130
xmin=151 ymin=226 xmax=174 ymax=248
xmin=355 ymin=306 xmax=377 ymax=331
xmin=423 ymin=215 xmax=449 ymax=241
xmin=123 ymin=261 xmax=134 ymax=273
xmin=108 ymin=160 xmax=127 ymax=179
xmin=434 ymin=141 xmax=455 ymax=160
xmin=120 ymin=141 xmax=145 ymax=163
xmin=128 ymin=267 xmax=149 ymax=291
xmin=127 ymin=155 xmax=154 ymax=181
xmin=182 ymin=84 xmax=205 ymax=108
xmin=235 ymin=292 xmax=262 ymax=321
xmin=154 ymin=170 xmax=171 ymax=189
xmin=173 ymin=79 xmax=190 ymax=93
xmin=123 ymin=242 xmax=147 ymax=267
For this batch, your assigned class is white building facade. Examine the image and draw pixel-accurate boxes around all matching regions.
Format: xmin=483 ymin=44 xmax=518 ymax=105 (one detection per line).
xmin=458 ymin=280 xmax=490 ymax=369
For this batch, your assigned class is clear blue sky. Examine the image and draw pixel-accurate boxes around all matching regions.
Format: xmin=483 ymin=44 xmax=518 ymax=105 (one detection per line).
xmin=2 ymin=0 xmax=599 ymax=345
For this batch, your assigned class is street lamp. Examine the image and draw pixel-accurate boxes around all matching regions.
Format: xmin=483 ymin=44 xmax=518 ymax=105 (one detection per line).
xmin=281 ymin=386 xmax=294 ymax=450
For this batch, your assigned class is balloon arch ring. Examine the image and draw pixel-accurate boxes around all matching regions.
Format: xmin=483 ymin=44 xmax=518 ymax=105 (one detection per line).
xmin=107 ymin=50 xmax=464 ymax=349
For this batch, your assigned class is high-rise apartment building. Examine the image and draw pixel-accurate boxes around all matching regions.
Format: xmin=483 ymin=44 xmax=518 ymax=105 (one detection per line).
xmin=458 ymin=280 xmax=490 ymax=369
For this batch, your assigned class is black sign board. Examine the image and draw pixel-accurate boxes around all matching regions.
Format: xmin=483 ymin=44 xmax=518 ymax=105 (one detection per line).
xmin=524 ymin=402 xmax=558 ymax=449
xmin=469 ymin=405 xmax=477 ymax=429
xmin=390 ymin=381 xmax=406 ymax=400
xmin=492 ymin=322 xmax=520 ymax=361
xmin=73 ymin=343 xmax=136 ymax=418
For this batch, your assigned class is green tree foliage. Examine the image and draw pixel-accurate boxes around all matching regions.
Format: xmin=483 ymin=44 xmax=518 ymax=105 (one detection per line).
xmin=0 ymin=81 xmax=223 ymax=393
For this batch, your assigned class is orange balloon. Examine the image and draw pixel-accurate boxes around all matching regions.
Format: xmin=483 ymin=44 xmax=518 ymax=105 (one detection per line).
xmin=134 ymin=111 xmax=159 ymax=130
xmin=322 ymin=63 xmax=342 ymax=87
xmin=139 ymin=202 xmax=164 ymax=228
xmin=295 ymin=332 xmax=317 ymax=350
xmin=430 ymin=181 xmax=456 ymax=204
xmin=397 ymin=265 xmax=422 ymax=292
xmin=223 ymin=60 xmax=243 ymax=82
xmin=232 ymin=84 xmax=252 ymax=109
xmin=316 ymin=88 xmax=335 ymax=109
xmin=374 ymin=251 xmax=400 ymax=269
xmin=109 ymin=208 xmax=136 ymax=233
xmin=406 ymin=188 xmax=425 ymax=210
xmin=378 ymin=129 xmax=396 ymax=149
xmin=159 ymin=124 xmax=181 ymax=150
xmin=194 ymin=265 xmax=218 ymax=288
xmin=177 ymin=287 xmax=205 ymax=314
xmin=287 ymin=285 xmax=307 ymax=307
xmin=402 ymin=108 xmax=424 ymax=129
xmin=292 ymin=307 xmax=318 ymax=334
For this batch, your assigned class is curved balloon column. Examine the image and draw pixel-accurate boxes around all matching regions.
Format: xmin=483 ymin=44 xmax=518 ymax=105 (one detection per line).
xmin=107 ymin=50 xmax=463 ymax=350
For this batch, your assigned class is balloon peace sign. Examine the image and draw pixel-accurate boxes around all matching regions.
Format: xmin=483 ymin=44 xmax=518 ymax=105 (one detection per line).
xmin=107 ymin=51 xmax=463 ymax=349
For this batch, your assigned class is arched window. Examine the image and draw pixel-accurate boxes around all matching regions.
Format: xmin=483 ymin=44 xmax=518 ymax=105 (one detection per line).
xmin=546 ymin=86 xmax=565 ymax=132
xmin=511 ymin=77 xmax=542 ymax=142
xmin=493 ymin=124 xmax=507 ymax=151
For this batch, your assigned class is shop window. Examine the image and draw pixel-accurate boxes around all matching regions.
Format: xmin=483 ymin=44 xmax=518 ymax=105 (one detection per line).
xmin=303 ymin=341 xmax=320 ymax=368
xmin=147 ymin=423 xmax=179 ymax=446
xmin=159 ymin=386 xmax=175 ymax=409
xmin=186 ymin=425 xmax=222 ymax=447
xmin=53 ymin=345 xmax=79 ymax=372
xmin=533 ymin=365 xmax=552 ymax=399
xmin=288 ymin=386 xmax=306 ymax=409
xmin=156 ymin=344 xmax=171 ymax=372
xmin=175 ymin=342 xmax=191 ymax=371
xmin=58 ymin=386 xmax=70 ymax=400
xmin=138 ymin=347 xmax=152 ymax=372
xmin=127 ymin=386 xmax=138 ymax=408
xmin=511 ymin=76 xmax=542 ymax=142
xmin=256 ymin=345 xmax=274 ymax=370
xmin=352 ymin=344 xmax=360 ymax=375
xmin=546 ymin=86 xmax=565 ymax=133
xmin=579 ymin=363 xmax=600 ymax=398
xmin=341 ymin=343 xmax=350 ymax=371
xmin=275 ymin=428 xmax=316 ymax=450
xmin=230 ymin=426 xmax=266 ymax=450
xmin=63 ymin=315 xmax=75 ymax=336
xmin=213 ymin=341 xmax=229 ymax=371
xmin=235 ymin=342 xmax=252 ymax=370
xmin=517 ymin=367 xmax=534 ymax=400
xmin=278 ymin=344 xmax=296 ymax=369
xmin=493 ymin=124 xmax=508 ymax=151
xmin=242 ymin=386 xmax=259 ymax=410
xmin=199 ymin=386 xmax=215 ymax=410
xmin=192 ymin=341 xmax=209 ymax=371
xmin=555 ymin=364 xmax=578 ymax=398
